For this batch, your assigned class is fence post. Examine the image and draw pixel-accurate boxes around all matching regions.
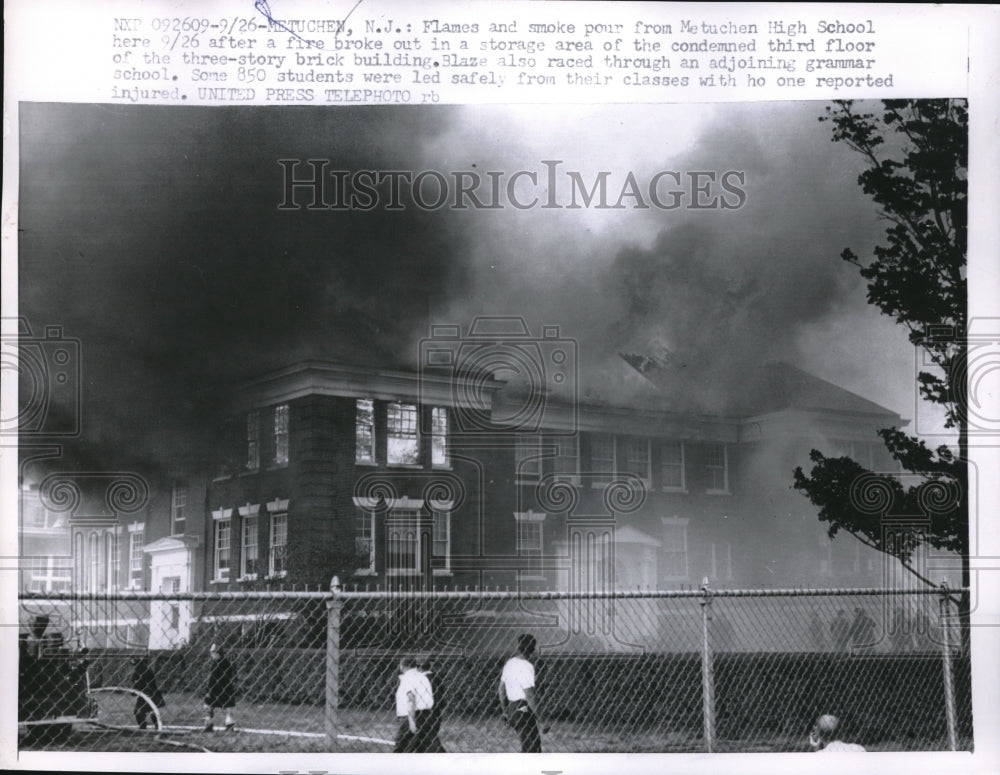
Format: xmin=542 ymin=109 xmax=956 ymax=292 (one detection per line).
xmin=700 ymin=577 xmax=716 ymax=753
xmin=325 ymin=575 xmax=342 ymax=746
xmin=938 ymin=581 xmax=958 ymax=751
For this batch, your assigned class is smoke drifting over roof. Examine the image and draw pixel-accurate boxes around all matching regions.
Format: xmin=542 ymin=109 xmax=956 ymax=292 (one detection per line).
xmin=16 ymin=102 xmax=913 ymax=475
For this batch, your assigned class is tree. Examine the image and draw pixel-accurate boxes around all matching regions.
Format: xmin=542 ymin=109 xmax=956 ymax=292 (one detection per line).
xmin=793 ymin=100 xmax=968 ymax=595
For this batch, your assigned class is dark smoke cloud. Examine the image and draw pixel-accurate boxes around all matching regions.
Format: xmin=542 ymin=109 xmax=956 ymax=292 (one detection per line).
xmin=18 ymin=104 xmax=463 ymax=473
xmin=17 ymin=102 xmax=911 ymax=478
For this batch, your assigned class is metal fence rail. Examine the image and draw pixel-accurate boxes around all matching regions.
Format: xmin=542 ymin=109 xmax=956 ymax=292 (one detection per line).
xmin=16 ymin=583 xmax=971 ymax=753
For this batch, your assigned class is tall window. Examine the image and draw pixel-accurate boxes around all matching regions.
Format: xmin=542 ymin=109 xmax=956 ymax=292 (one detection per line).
xmin=246 ymin=411 xmax=260 ymax=471
xmin=515 ymin=512 xmax=545 ymax=579
xmin=171 ymin=481 xmax=187 ymax=535
xmin=432 ymin=509 xmax=450 ymax=572
xmin=622 ymin=437 xmax=651 ymax=483
xmin=661 ymin=519 xmax=689 ymax=580
xmin=89 ymin=533 xmax=100 ymax=592
xmin=590 ymin=433 xmax=615 ymax=484
xmin=431 ymin=407 xmax=449 ymax=467
xmin=553 ymin=434 xmax=579 ymax=483
xmin=273 ymin=404 xmax=289 ymax=465
xmin=128 ymin=524 xmax=144 ymax=589
xmin=355 ymin=508 xmax=375 ymax=573
xmin=269 ymin=511 xmax=287 ymax=578
xmin=387 ymin=403 xmax=419 ymax=465
xmin=705 ymin=444 xmax=729 ymax=493
xmin=241 ymin=513 xmax=259 ymax=579
xmin=387 ymin=509 xmax=420 ymax=574
xmin=355 ymin=399 xmax=376 ymax=464
xmin=711 ymin=541 xmax=733 ymax=580
xmin=661 ymin=441 xmax=685 ymax=490
xmin=515 ymin=434 xmax=543 ymax=480
xmin=105 ymin=532 xmax=119 ymax=591
xmin=214 ymin=516 xmax=231 ymax=581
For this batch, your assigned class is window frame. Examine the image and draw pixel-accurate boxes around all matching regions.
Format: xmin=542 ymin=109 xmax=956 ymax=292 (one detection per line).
xmin=246 ymin=410 xmax=260 ymax=472
xmin=268 ymin=510 xmax=288 ymax=579
xmin=621 ymin=435 xmax=652 ymax=486
xmin=273 ymin=404 xmax=290 ymax=466
xmin=660 ymin=517 xmax=689 ymax=582
xmin=589 ymin=432 xmax=616 ymax=487
xmin=553 ymin=434 xmax=580 ymax=485
xmin=355 ymin=508 xmax=376 ymax=575
xmin=212 ymin=509 xmax=232 ymax=583
xmin=661 ymin=441 xmax=686 ymax=491
xmin=386 ymin=402 xmax=420 ymax=467
xmin=127 ymin=522 xmax=145 ymax=590
xmin=431 ymin=508 xmax=451 ymax=574
xmin=171 ymin=481 xmax=187 ymax=536
xmin=355 ymin=398 xmax=377 ymax=465
xmin=705 ymin=443 xmax=730 ymax=495
xmin=515 ymin=511 xmax=546 ymax=580
xmin=240 ymin=507 xmax=260 ymax=581
xmin=430 ymin=406 xmax=450 ymax=468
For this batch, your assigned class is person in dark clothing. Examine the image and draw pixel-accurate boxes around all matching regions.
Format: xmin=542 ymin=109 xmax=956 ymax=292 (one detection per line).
xmin=202 ymin=643 xmax=237 ymax=732
xmin=418 ymin=657 xmax=446 ymax=752
xmin=131 ymin=655 xmax=165 ymax=729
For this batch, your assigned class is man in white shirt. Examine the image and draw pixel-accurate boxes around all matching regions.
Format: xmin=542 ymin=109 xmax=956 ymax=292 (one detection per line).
xmin=394 ymin=656 xmax=435 ymax=752
xmin=809 ymin=714 xmax=867 ymax=752
xmin=498 ymin=633 xmax=545 ymax=752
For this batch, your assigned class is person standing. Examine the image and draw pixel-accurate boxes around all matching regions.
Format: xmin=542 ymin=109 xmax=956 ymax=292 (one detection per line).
xmin=394 ymin=656 xmax=436 ymax=752
xmin=418 ymin=657 xmax=446 ymax=752
xmin=808 ymin=714 xmax=867 ymax=752
xmin=202 ymin=643 xmax=237 ymax=733
xmin=498 ymin=633 xmax=545 ymax=753
xmin=131 ymin=655 xmax=165 ymax=729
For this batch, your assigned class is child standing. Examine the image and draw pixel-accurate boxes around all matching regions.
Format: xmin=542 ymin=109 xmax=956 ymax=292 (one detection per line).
xmin=202 ymin=643 xmax=237 ymax=732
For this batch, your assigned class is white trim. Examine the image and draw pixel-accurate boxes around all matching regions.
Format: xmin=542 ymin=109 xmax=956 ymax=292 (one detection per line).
xmin=266 ymin=498 xmax=290 ymax=513
xmin=351 ymin=495 xmax=427 ymax=511
xmin=212 ymin=507 xmax=233 ymax=521
xmin=128 ymin=521 xmax=145 ymax=533
xmin=514 ymin=510 xmax=547 ymax=523
xmin=238 ymin=503 xmax=260 ymax=517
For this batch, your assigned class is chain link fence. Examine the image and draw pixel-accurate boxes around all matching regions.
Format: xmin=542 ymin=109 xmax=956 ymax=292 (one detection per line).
xmin=17 ymin=584 xmax=971 ymax=753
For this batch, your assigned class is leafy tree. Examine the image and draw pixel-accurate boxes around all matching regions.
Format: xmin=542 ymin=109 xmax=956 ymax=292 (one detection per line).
xmin=793 ymin=100 xmax=968 ymax=593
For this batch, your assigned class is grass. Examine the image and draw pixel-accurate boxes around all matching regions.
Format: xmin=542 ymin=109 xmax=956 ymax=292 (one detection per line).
xmin=18 ymin=691 xmax=972 ymax=753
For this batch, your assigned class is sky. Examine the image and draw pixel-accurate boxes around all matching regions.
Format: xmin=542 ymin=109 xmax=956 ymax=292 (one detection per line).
xmin=15 ymin=101 xmax=930 ymax=475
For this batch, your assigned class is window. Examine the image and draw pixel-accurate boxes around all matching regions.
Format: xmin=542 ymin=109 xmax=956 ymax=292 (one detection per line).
xmin=515 ymin=511 xmax=545 ymax=578
xmin=431 ymin=407 xmax=449 ymax=466
xmin=553 ymin=434 xmax=579 ymax=483
xmin=241 ymin=512 xmax=259 ymax=579
xmin=273 ymin=404 xmax=289 ymax=465
xmin=355 ymin=399 xmax=376 ymax=464
xmin=432 ymin=509 xmax=450 ymax=572
xmin=387 ymin=509 xmax=420 ymax=574
xmin=89 ymin=532 xmax=100 ymax=592
xmin=590 ymin=433 xmax=615 ymax=485
xmin=356 ymin=508 xmax=375 ymax=573
xmin=661 ymin=518 xmax=689 ymax=580
xmin=515 ymin=434 xmax=543 ymax=480
xmin=269 ymin=511 xmax=288 ymax=578
xmin=661 ymin=441 xmax=686 ymax=490
xmin=711 ymin=541 xmax=733 ymax=580
xmin=246 ymin=411 xmax=260 ymax=471
xmin=705 ymin=444 xmax=729 ymax=493
xmin=128 ymin=523 xmax=145 ymax=588
xmin=28 ymin=557 xmax=72 ymax=594
xmin=105 ymin=532 xmax=119 ymax=591
xmin=387 ymin=402 xmax=419 ymax=465
xmin=171 ymin=481 xmax=187 ymax=535
xmin=622 ymin=437 xmax=651 ymax=483
xmin=213 ymin=513 xmax=231 ymax=581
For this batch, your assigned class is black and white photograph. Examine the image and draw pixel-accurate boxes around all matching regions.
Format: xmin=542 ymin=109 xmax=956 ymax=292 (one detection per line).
xmin=10 ymin=97 xmax=978 ymax=757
